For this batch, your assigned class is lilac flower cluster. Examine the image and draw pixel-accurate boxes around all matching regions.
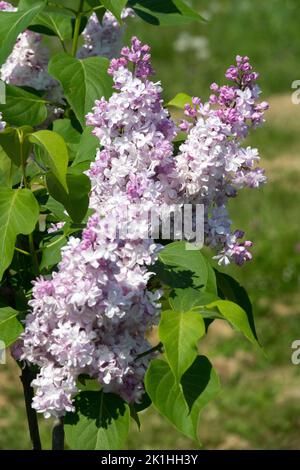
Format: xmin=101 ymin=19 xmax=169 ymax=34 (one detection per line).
xmin=0 ymin=3 xmax=56 ymax=91
xmin=19 ymin=37 xmax=178 ymax=418
xmin=20 ymin=38 xmax=268 ymax=418
xmin=176 ymin=55 xmax=268 ymax=265
xmin=0 ymin=3 xmax=132 ymax=95
xmin=78 ymin=9 xmax=134 ymax=60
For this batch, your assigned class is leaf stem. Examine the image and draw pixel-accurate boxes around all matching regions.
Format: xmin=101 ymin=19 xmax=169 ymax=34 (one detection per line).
xmin=15 ymin=247 xmax=31 ymax=257
xmin=52 ymin=417 xmax=65 ymax=450
xmin=20 ymin=365 xmax=42 ymax=450
xmin=135 ymin=342 xmax=163 ymax=361
xmin=17 ymin=129 xmax=40 ymax=276
xmin=71 ymin=0 xmax=85 ymax=57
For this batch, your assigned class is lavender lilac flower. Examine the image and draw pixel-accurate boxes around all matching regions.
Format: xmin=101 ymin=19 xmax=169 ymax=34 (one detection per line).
xmin=176 ymin=55 xmax=268 ymax=265
xmin=77 ymin=9 xmax=134 ymax=60
xmin=20 ymin=38 xmax=268 ymax=418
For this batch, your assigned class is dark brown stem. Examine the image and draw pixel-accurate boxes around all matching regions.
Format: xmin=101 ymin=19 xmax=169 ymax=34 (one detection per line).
xmin=135 ymin=342 xmax=163 ymax=361
xmin=20 ymin=365 xmax=42 ymax=450
xmin=52 ymin=417 xmax=65 ymax=450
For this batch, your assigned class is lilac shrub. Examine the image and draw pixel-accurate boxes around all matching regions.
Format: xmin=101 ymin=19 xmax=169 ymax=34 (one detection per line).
xmin=0 ymin=0 xmax=268 ymax=450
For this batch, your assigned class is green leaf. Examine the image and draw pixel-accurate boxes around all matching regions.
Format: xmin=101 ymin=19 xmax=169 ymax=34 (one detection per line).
xmin=40 ymin=235 xmax=67 ymax=271
xmin=52 ymin=119 xmax=81 ymax=162
xmin=71 ymin=126 xmax=99 ymax=168
xmin=155 ymin=241 xmax=216 ymax=311
xmin=0 ymin=126 xmax=33 ymax=167
xmin=0 ymin=307 xmax=23 ymax=347
xmin=0 ymin=85 xmax=47 ymax=127
xmin=0 ymin=188 xmax=39 ymax=280
xmin=46 ymin=170 xmax=91 ymax=223
xmin=101 ymin=0 xmax=127 ymax=22
xmin=85 ymin=0 xmax=106 ymax=23
xmin=29 ymin=11 xmax=73 ymax=40
xmin=65 ymin=391 xmax=130 ymax=450
xmin=206 ymin=300 xmax=260 ymax=348
xmin=159 ymin=309 xmax=205 ymax=381
xmin=0 ymin=1 xmax=46 ymax=65
xmin=29 ymin=130 xmax=69 ymax=191
xmin=215 ymin=270 xmax=258 ymax=341
xmin=0 ymin=147 xmax=21 ymax=187
xmin=159 ymin=241 xmax=208 ymax=287
xmin=145 ymin=356 xmax=220 ymax=442
xmin=167 ymin=92 xmax=192 ymax=109
xmin=205 ymin=257 xmax=218 ymax=295
xmin=169 ymin=288 xmax=218 ymax=314
xmin=44 ymin=196 xmax=70 ymax=222
xmin=48 ymin=53 xmax=113 ymax=127
xmin=128 ymin=0 xmax=204 ymax=26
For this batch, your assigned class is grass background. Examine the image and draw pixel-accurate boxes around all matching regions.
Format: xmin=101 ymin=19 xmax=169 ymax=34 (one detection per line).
xmin=1 ymin=0 xmax=300 ymax=449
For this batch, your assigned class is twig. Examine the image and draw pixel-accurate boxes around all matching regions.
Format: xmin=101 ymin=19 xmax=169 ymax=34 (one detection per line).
xmin=135 ymin=342 xmax=163 ymax=361
xmin=20 ymin=365 xmax=42 ymax=450
xmin=52 ymin=417 xmax=65 ymax=450
xmin=71 ymin=0 xmax=85 ymax=57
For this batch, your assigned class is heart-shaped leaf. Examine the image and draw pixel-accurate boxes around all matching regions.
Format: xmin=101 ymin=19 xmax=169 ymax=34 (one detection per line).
xmin=48 ymin=53 xmax=113 ymax=127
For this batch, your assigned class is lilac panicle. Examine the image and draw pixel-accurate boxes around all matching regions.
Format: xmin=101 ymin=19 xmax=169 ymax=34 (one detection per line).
xmin=20 ymin=40 xmax=268 ymax=418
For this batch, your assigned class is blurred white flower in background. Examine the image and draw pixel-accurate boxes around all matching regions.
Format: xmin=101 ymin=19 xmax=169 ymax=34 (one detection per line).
xmin=174 ymin=32 xmax=210 ymax=60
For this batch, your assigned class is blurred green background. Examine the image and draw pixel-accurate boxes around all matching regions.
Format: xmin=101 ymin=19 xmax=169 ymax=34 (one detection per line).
xmin=1 ymin=0 xmax=300 ymax=449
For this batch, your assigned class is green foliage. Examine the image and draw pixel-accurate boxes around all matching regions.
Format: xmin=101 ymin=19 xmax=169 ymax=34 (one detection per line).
xmin=48 ymin=54 xmax=113 ymax=127
xmin=40 ymin=235 xmax=67 ymax=271
xmin=205 ymin=300 xmax=260 ymax=349
xmin=0 ymin=307 xmax=23 ymax=346
xmin=128 ymin=0 xmax=204 ymax=26
xmin=0 ymin=188 xmax=39 ymax=281
xmin=71 ymin=126 xmax=99 ymax=168
xmin=159 ymin=309 xmax=205 ymax=381
xmin=65 ymin=391 xmax=130 ymax=450
xmin=101 ymin=0 xmax=128 ymax=23
xmin=167 ymin=92 xmax=192 ymax=109
xmin=29 ymin=130 xmax=69 ymax=191
xmin=215 ymin=270 xmax=258 ymax=341
xmin=0 ymin=126 xmax=33 ymax=167
xmin=0 ymin=1 xmax=46 ymax=65
xmin=0 ymin=85 xmax=47 ymax=127
xmin=0 ymin=148 xmax=21 ymax=187
xmin=52 ymin=119 xmax=81 ymax=162
xmin=29 ymin=11 xmax=73 ymax=39
xmin=46 ymin=170 xmax=91 ymax=223
xmin=154 ymin=241 xmax=219 ymax=311
xmin=145 ymin=356 xmax=220 ymax=443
